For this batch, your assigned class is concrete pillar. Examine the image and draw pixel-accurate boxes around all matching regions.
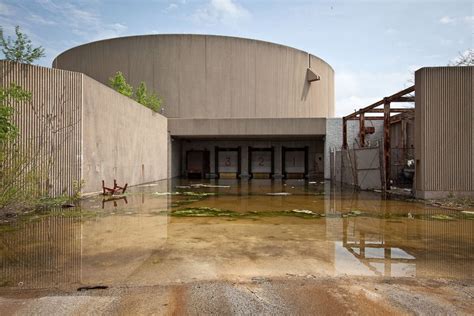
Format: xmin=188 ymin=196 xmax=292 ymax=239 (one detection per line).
xmin=209 ymin=147 xmax=217 ymax=178
xmin=273 ymin=144 xmax=283 ymax=178
xmin=240 ymin=145 xmax=249 ymax=178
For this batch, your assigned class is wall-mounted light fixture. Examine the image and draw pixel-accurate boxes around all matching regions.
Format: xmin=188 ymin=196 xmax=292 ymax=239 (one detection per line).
xmin=306 ymin=68 xmax=320 ymax=82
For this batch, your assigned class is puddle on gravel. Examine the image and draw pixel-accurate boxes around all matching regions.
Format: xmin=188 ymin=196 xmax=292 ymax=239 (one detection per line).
xmin=0 ymin=179 xmax=472 ymax=290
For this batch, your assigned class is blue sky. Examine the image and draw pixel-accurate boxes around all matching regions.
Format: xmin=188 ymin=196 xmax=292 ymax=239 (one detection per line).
xmin=0 ymin=0 xmax=472 ymax=116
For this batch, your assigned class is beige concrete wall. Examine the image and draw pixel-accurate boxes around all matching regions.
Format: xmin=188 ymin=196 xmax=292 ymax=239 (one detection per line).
xmin=168 ymin=118 xmax=326 ymax=137
xmin=415 ymin=66 xmax=473 ymax=199
xmin=1 ymin=61 xmax=169 ymax=195
xmin=53 ymin=35 xmax=335 ymax=119
xmin=1 ymin=61 xmax=82 ymax=196
xmin=82 ymin=76 xmax=168 ymax=193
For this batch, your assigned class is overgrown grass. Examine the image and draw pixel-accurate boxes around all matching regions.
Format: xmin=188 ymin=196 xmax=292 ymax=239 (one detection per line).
xmin=0 ymin=142 xmax=43 ymax=212
xmin=430 ymin=196 xmax=474 ymax=209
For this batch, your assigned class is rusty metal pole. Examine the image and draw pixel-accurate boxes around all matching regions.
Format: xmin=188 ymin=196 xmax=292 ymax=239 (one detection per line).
xmin=401 ymin=117 xmax=407 ymax=165
xmin=342 ymin=117 xmax=348 ymax=149
xmin=359 ymin=113 xmax=365 ymax=147
xmin=383 ymin=99 xmax=391 ymax=190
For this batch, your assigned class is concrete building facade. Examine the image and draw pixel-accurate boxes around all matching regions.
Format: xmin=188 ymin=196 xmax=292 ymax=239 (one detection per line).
xmin=54 ymin=35 xmax=335 ymax=181
xmin=3 ymin=34 xmax=471 ymax=198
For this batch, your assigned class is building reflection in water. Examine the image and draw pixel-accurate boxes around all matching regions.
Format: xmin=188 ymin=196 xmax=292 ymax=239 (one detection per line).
xmin=328 ymin=185 xmax=473 ymax=279
xmin=339 ymin=219 xmax=416 ymax=277
xmin=0 ymin=181 xmax=472 ymax=289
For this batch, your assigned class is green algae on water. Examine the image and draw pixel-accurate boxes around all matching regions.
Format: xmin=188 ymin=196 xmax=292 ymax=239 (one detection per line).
xmin=181 ymin=192 xmax=216 ymax=197
xmin=342 ymin=210 xmax=364 ymax=217
xmin=430 ymin=214 xmax=455 ymax=221
xmin=170 ymin=207 xmax=324 ymax=219
xmin=171 ymin=207 xmax=238 ymax=217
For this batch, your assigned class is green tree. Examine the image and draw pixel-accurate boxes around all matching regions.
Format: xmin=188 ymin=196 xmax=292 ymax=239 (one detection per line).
xmin=0 ymin=25 xmax=45 ymax=64
xmin=143 ymin=91 xmax=162 ymax=113
xmin=0 ymin=83 xmax=31 ymax=144
xmin=108 ymin=71 xmax=133 ymax=97
xmin=134 ymin=81 xmax=147 ymax=105
xmin=134 ymin=81 xmax=162 ymax=112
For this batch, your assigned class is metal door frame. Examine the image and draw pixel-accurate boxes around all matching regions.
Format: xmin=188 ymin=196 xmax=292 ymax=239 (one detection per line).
xmin=282 ymin=146 xmax=308 ymax=179
xmin=248 ymin=147 xmax=274 ymax=179
xmin=185 ymin=149 xmax=210 ymax=178
xmin=215 ymin=146 xmax=241 ymax=179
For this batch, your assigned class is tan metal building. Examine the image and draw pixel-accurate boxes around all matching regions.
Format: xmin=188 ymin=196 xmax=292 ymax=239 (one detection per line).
xmin=54 ymin=34 xmax=335 ymax=180
xmin=414 ymin=66 xmax=473 ymax=199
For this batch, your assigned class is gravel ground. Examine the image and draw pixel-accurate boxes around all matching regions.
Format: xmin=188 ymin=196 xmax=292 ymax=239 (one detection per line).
xmin=0 ymin=276 xmax=472 ymax=315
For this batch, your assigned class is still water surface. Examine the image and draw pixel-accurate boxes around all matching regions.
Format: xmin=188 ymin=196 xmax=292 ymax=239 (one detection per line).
xmin=1 ymin=179 xmax=472 ymax=290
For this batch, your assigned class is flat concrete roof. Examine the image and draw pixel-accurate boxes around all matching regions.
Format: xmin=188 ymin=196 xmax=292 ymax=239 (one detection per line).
xmin=168 ymin=118 xmax=326 ymax=137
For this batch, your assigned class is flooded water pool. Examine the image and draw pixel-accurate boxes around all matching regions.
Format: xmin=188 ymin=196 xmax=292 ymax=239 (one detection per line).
xmin=0 ymin=179 xmax=473 ymax=314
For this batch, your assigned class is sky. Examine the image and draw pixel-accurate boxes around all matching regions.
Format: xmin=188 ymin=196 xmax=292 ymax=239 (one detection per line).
xmin=0 ymin=0 xmax=472 ymax=116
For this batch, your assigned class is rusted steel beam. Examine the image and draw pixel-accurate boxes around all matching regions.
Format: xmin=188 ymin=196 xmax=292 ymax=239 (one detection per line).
xmin=342 ymin=117 xmax=348 ymax=149
xmin=401 ymin=118 xmax=407 ymax=164
xmin=383 ymin=99 xmax=391 ymax=190
xmin=364 ymin=108 xmax=414 ymax=113
xmin=347 ymin=116 xmax=384 ymax=120
xmin=392 ymin=96 xmax=415 ymax=102
xmin=344 ymin=99 xmax=384 ymax=120
xmin=390 ymin=114 xmax=403 ymax=124
xmin=359 ymin=113 xmax=365 ymax=147
xmin=386 ymin=86 xmax=415 ymax=102
xmin=343 ymin=85 xmax=415 ymax=120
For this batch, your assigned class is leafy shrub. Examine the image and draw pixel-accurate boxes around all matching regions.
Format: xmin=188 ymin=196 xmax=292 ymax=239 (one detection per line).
xmin=108 ymin=71 xmax=133 ymax=97
xmin=134 ymin=81 xmax=162 ymax=112
xmin=109 ymin=73 xmax=162 ymax=113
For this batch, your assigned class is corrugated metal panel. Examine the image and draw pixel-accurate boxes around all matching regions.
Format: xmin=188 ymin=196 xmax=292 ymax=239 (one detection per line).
xmin=415 ymin=66 xmax=473 ymax=195
xmin=1 ymin=61 xmax=82 ymax=196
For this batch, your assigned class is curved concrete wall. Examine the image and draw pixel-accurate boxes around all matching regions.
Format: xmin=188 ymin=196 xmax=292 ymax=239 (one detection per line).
xmin=53 ymin=35 xmax=334 ymax=119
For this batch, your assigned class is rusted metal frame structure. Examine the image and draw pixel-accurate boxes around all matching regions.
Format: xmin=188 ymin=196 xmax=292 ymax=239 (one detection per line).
xmin=342 ymin=86 xmax=415 ymax=190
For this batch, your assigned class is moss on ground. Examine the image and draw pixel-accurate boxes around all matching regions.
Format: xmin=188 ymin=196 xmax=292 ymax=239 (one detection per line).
xmin=171 ymin=207 xmax=240 ymax=217
xmin=181 ymin=192 xmax=216 ymax=197
xmin=170 ymin=207 xmax=325 ymax=219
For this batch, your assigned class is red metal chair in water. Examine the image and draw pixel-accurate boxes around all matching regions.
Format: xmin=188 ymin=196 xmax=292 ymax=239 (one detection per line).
xmin=102 ymin=179 xmax=128 ymax=195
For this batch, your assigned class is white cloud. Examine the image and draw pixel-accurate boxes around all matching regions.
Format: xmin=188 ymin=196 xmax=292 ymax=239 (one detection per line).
xmin=36 ymin=0 xmax=128 ymax=41
xmin=193 ymin=0 xmax=250 ymax=25
xmin=167 ymin=3 xmax=178 ymax=11
xmin=28 ymin=13 xmax=57 ymax=25
xmin=440 ymin=16 xmax=454 ymax=24
xmin=440 ymin=15 xmax=473 ymax=25
xmin=463 ymin=16 xmax=474 ymax=23
xmin=211 ymin=0 xmax=246 ymax=17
